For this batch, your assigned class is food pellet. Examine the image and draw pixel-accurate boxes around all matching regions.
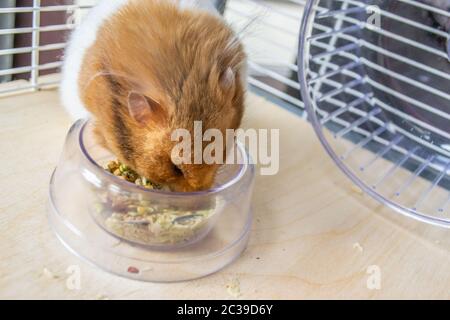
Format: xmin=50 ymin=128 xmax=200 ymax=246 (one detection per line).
xmin=353 ymin=242 xmax=364 ymax=253
xmin=351 ymin=185 xmax=364 ymax=195
xmin=226 ymin=278 xmax=242 ymax=298
xmin=42 ymin=267 xmax=59 ymax=279
xmin=127 ymin=266 xmax=140 ymax=274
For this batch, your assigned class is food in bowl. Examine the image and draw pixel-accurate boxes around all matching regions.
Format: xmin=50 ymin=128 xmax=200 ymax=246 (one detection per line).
xmin=91 ymin=160 xmax=215 ymax=247
xmin=105 ymin=160 xmax=163 ymax=189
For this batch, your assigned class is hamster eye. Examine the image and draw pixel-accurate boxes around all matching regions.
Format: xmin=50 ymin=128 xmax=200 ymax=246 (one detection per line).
xmin=172 ymin=164 xmax=183 ymax=177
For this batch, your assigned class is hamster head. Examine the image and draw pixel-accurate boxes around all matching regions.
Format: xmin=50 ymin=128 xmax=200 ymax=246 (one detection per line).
xmin=79 ymin=1 xmax=246 ymax=192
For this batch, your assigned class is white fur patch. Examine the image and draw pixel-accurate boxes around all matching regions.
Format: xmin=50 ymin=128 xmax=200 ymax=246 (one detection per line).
xmin=60 ymin=0 xmax=129 ymax=120
xmin=60 ymin=0 xmax=221 ymax=120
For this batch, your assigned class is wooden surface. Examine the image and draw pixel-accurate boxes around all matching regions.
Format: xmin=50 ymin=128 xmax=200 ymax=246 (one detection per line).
xmin=1 ymin=88 xmax=450 ymax=299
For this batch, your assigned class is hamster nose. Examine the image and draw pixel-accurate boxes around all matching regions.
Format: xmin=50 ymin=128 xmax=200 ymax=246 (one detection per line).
xmin=169 ymin=180 xmax=203 ymax=192
xmin=188 ymin=169 xmax=216 ymax=190
xmin=169 ymin=169 xmax=216 ymax=192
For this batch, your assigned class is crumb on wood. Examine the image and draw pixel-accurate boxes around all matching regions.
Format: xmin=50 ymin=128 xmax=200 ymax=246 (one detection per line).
xmin=350 ymin=185 xmax=364 ymax=195
xmin=111 ymin=240 xmax=122 ymax=248
xmin=42 ymin=267 xmax=59 ymax=279
xmin=353 ymin=242 xmax=364 ymax=253
xmin=226 ymin=278 xmax=241 ymax=298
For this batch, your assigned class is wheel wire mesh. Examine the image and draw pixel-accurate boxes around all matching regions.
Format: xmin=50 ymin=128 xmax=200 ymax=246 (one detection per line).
xmin=299 ymin=0 xmax=450 ymax=227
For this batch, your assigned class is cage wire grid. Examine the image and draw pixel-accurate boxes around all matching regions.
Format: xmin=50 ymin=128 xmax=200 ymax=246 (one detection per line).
xmin=0 ymin=0 xmax=93 ymax=93
xmin=1 ymin=0 xmax=449 ymax=226
xmin=0 ymin=0 xmax=307 ymax=99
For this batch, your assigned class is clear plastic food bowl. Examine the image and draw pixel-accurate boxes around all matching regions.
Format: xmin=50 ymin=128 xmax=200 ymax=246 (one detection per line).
xmin=48 ymin=119 xmax=254 ymax=282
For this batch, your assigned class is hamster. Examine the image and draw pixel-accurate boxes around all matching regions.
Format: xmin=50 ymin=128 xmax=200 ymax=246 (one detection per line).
xmin=60 ymin=0 xmax=247 ymax=192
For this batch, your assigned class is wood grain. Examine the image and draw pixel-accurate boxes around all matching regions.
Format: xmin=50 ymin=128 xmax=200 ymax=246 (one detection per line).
xmin=1 ymin=89 xmax=450 ymax=299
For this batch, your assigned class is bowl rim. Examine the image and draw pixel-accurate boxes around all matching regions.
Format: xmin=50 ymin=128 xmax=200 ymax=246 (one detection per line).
xmin=78 ymin=119 xmax=253 ymax=197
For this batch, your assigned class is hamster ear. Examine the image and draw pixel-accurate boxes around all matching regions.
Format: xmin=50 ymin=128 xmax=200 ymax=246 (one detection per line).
xmin=219 ymin=67 xmax=235 ymax=91
xmin=127 ymin=92 xmax=166 ymax=125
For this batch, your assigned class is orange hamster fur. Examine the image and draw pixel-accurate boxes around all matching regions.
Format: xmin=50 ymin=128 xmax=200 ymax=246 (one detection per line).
xmin=62 ymin=0 xmax=247 ymax=192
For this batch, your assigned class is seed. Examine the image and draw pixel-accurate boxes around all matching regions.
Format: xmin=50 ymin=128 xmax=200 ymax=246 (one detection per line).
xmin=107 ymin=161 xmax=118 ymax=172
xmin=42 ymin=267 xmax=59 ymax=279
xmin=128 ymin=211 xmax=139 ymax=217
xmin=94 ymin=203 xmax=104 ymax=213
xmin=226 ymin=279 xmax=241 ymax=298
xmin=137 ymin=206 xmax=147 ymax=215
xmin=96 ymin=294 xmax=109 ymax=300
xmin=124 ymin=171 xmax=135 ymax=182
